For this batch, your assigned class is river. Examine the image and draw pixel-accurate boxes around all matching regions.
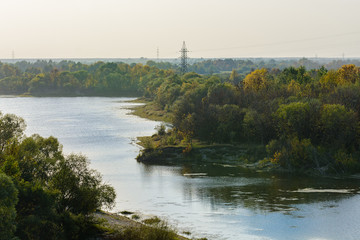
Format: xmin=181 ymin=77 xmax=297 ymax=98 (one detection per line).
xmin=1 ymin=96 xmax=360 ymax=240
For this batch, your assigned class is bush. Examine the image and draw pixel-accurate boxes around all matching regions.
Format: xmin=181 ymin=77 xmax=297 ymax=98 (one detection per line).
xmin=142 ymin=138 xmax=155 ymax=150
xmin=267 ymin=137 xmax=321 ymax=170
xmin=334 ymin=150 xmax=360 ymax=173
xmin=155 ymin=124 xmax=166 ymax=136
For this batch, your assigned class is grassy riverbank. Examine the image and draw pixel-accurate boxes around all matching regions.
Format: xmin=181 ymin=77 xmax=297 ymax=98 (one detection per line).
xmin=128 ymin=98 xmax=173 ymax=123
xmin=94 ymin=211 xmax=202 ymax=240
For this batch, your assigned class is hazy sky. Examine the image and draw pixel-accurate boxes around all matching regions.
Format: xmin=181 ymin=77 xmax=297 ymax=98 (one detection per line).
xmin=1 ymin=0 xmax=360 ymax=59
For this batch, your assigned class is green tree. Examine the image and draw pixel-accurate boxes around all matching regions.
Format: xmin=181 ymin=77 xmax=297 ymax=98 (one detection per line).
xmin=275 ymin=100 xmax=321 ymax=142
xmin=51 ymin=154 xmax=116 ymax=215
xmin=0 ymin=113 xmax=26 ymax=152
xmin=15 ymin=134 xmax=63 ymax=183
xmin=0 ymin=172 xmax=18 ymax=240
xmin=275 ymin=102 xmax=310 ymax=138
xmin=229 ymin=69 xmax=241 ymax=85
xmin=320 ymin=104 xmax=358 ymax=148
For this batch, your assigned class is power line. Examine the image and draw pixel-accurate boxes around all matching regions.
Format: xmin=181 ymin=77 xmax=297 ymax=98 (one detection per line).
xmin=192 ymin=31 xmax=360 ymax=53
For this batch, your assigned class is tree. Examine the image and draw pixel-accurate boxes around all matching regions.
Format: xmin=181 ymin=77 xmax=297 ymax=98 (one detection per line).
xmin=0 ymin=172 xmax=18 ymax=240
xmin=320 ymin=70 xmax=338 ymax=90
xmin=275 ymin=100 xmax=322 ymax=142
xmin=242 ymin=108 xmax=273 ymax=144
xmin=206 ymin=83 xmax=238 ymax=105
xmin=16 ymin=134 xmax=63 ymax=183
xmin=320 ymin=104 xmax=358 ymax=148
xmin=336 ymin=64 xmax=360 ymax=85
xmin=277 ymin=66 xmax=311 ymax=85
xmin=0 ymin=112 xmax=26 ymax=152
xmin=266 ymin=137 xmax=319 ymax=170
xmin=275 ymin=102 xmax=311 ymax=139
xmin=51 ymin=154 xmax=115 ymax=215
xmin=229 ymin=69 xmax=240 ymax=85
xmin=243 ymin=69 xmax=270 ymax=91
xmin=287 ymin=80 xmax=301 ymax=96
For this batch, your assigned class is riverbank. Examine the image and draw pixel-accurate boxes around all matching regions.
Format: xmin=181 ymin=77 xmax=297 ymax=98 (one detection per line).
xmin=13 ymin=91 xmax=142 ymax=97
xmin=135 ymin=131 xmax=349 ymax=177
xmin=94 ymin=211 xmax=197 ymax=240
xmin=128 ymin=97 xmax=173 ymax=123
xmin=135 ymin=134 xmax=275 ymax=175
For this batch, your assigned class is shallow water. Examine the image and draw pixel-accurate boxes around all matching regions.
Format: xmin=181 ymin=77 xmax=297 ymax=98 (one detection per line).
xmin=1 ymin=96 xmax=360 ymax=240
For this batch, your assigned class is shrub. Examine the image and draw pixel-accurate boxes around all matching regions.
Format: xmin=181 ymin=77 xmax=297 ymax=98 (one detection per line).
xmin=267 ymin=137 xmax=320 ymax=170
xmin=107 ymin=219 xmax=177 ymax=240
xmin=155 ymin=124 xmax=166 ymax=136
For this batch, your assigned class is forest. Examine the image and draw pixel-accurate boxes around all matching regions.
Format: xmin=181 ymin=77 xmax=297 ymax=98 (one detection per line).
xmin=140 ymin=65 xmax=360 ymax=174
xmin=0 ymin=59 xmax=360 ymax=175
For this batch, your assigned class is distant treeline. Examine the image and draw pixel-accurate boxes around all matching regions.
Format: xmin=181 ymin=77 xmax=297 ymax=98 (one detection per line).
xmin=0 ymin=60 xmax=175 ymax=96
xmin=146 ymin=57 xmax=360 ymax=75
xmin=1 ymin=58 xmax=360 ymax=95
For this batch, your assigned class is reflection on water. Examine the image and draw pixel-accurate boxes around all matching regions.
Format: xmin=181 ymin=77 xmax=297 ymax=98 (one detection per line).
xmin=188 ymin=174 xmax=359 ymax=214
xmin=1 ymin=96 xmax=360 ymax=240
xmin=140 ymin=159 xmax=360 ymax=239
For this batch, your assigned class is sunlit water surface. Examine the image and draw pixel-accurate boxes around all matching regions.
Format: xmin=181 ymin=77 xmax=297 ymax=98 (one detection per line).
xmin=1 ymin=96 xmax=360 ymax=240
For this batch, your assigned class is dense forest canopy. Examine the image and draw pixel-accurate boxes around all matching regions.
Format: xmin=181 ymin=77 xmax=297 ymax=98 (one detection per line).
xmin=0 ymin=58 xmax=360 ymax=175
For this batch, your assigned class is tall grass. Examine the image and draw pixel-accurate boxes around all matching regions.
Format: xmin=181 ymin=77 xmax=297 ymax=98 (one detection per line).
xmin=105 ymin=221 xmax=178 ymax=240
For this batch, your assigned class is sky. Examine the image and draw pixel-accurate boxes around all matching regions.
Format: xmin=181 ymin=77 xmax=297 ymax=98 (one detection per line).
xmin=1 ymin=0 xmax=360 ymax=59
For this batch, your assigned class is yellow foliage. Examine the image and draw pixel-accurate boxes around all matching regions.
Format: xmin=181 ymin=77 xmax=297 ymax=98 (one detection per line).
xmin=243 ymin=69 xmax=269 ymax=91
xmin=287 ymin=80 xmax=301 ymax=95
xmin=320 ymin=70 xmax=338 ymax=90
xmin=270 ymin=151 xmax=281 ymax=164
xmin=336 ymin=64 xmax=360 ymax=85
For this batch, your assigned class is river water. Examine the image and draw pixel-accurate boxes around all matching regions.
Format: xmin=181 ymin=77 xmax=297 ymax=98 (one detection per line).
xmin=1 ymin=96 xmax=360 ymax=240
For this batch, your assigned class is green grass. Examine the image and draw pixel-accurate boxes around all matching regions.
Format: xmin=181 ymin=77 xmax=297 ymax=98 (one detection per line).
xmin=129 ymin=100 xmax=173 ymax=123
xmin=102 ymin=219 xmax=181 ymax=240
xmin=142 ymin=217 xmax=162 ymax=225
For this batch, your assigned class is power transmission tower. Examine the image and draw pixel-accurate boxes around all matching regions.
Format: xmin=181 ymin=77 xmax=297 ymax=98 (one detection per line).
xmin=179 ymin=41 xmax=189 ymax=74
xmin=157 ymin=47 xmax=159 ymax=61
